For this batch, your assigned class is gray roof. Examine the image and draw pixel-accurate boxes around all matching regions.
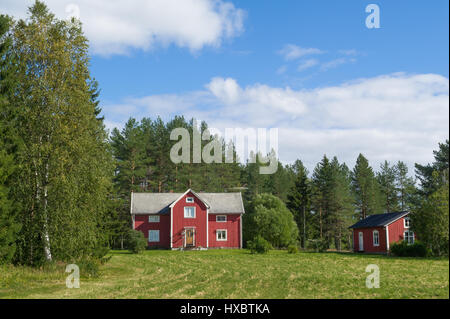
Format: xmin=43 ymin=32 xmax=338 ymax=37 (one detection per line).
xmin=131 ymin=190 xmax=245 ymax=215
xmin=349 ymin=211 xmax=409 ymax=229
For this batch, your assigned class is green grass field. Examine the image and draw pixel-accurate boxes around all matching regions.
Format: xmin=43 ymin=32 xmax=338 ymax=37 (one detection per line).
xmin=0 ymin=249 xmax=448 ymax=299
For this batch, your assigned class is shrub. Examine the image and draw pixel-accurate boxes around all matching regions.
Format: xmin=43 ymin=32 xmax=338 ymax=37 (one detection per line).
xmin=77 ymin=257 xmax=101 ymax=278
xmin=126 ymin=229 xmax=147 ymax=254
xmin=390 ymin=241 xmax=429 ymax=257
xmin=307 ymin=239 xmax=328 ymax=252
xmin=287 ymin=244 xmax=298 ymax=254
xmin=247 ymin=236 xmax=272 ymax=254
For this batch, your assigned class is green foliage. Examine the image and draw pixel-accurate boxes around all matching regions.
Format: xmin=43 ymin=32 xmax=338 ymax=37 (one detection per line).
xmin=287 ymin=160 xmax=312 ymax=248
xmin=390 ymin=241 xmax=429 ymax=257
xmin=287 ymin=244 xmax=298 ymax=254
xmin=244 ymin=193 xmax=298 ymax=248
xmin=377 ymin=161 xmax=399 ymax=213
xmin=412 ymin=173 xmax=449 ymax=256
xmin=351 ymin=154 xmax=383 ymax=219
xmin=307 ymin=238 xmax=329 ymax=252
xmin=247 ymin=236 xmax=272 ymax=254
xmin=1 ymin=2 xmax=114 ymax=265
xmin=126 ymin=229 xmax=147 ymax=254
xmin=77 ymin=257 xmax=101 ymax=278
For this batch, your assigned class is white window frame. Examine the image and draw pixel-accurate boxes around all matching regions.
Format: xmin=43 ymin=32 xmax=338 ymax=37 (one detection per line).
xmin=404 ymin=230 xmax=415 ymax=245
xmin=186 ymin=197 xmax=194 ymax=203
xmin=216 ymin=215 xmax=227 ymax=222
xmin=148 ymin=230 xmax=160 ymax=243
xmin=404 ymin=216 xmax=410 ymax=228
xmin=184 ymin=206 xmax=196 ymax=218
xmin=373 ymin=230 xmax=380 ymax=247
xmin=216 ymin=229 xmax=227 ymax=241
xmin=148 ymin=215 xmax=160 ymax=223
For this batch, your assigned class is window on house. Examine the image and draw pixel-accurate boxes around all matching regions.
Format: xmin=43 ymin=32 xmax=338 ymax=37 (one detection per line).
xmin=184 ymin=206 xmax=195 ymax=218
xmin=148 ymin=230 xmax=159 ymax=242
xmin=148 ymin=215 xmax=160 ymax=223
xmin=217 ymin=230 xmax=227 ymax=241
xmin=404 ymin=230 xmax=415 ymax=245
xmin=373 ymin=230 xmax=379 ymax=246
xmin=216 ymin=215 xmax=227 ymax=222
xmin=404 ymin=216 xmax=410 ymax=228
xmin=186 ymin=197 xmax=194 ymax=203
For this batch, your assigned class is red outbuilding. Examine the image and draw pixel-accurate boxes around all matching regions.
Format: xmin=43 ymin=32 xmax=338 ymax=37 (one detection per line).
xmin=349 ymin=211 xmax=415 ymax=253
xmin=131 ymin=189 xmax=244 ymax=249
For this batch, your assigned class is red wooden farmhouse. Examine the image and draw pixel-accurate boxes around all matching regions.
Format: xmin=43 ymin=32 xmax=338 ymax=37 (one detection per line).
xmin=131 ymin=189 xmax=244 ymax=249
xmin=349 ymin=211 xmax=415 ymax=253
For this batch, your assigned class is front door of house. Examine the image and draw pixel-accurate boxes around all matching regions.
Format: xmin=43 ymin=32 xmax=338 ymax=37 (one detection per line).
xmin=185 ymin=229 xmax=194 ymax=247
xmin=358 ymin=232 xmax=364 ymax=251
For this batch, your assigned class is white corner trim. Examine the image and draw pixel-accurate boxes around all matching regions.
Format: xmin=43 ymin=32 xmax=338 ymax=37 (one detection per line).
xmin=170 ymin=206 xmax=173 ymax=249
xmin=386 ymin=226 xmax=390 ymax=251
xmin=240 ymin=213 xmax=243 ymax=249
xmin=206 ymin=208 xmax=209 ymax=248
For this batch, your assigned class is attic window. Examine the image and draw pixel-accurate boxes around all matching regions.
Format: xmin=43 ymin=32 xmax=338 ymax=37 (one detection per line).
xmin=216 ymin=215 xmax=227 ymax=222
xmin=404 ymin=217 xmax=410 ymax=228
xmin=148 ymin=215 xmax=160 ymax=223
xmin=186 ymin=197 xmax=194 ymax=203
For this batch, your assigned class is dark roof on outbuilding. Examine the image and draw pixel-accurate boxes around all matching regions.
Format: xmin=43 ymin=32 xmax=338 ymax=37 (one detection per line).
xmin=349 ymin=211 xmax=410 ymax=229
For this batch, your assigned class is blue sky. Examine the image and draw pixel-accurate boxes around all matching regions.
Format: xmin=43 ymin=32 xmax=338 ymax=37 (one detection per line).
xmin=2 ymin=0 xmax=449 ymax=172
xmin=90 ymin=0 xmax=449 ymax=100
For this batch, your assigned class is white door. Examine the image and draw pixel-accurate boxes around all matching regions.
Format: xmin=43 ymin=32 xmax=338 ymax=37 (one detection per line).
xmin=358 ymin=232 xmax=364 ymax=251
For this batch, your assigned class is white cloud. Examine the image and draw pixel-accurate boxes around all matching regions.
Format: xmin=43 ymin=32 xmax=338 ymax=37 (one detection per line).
xmin=0 ymin=0 xmax=245 ymax=56
xmin=278 ymin=44 xmax=324 ymax=61
xmin=104 ymin=73 xmax=449 ymax=173
xmin=320 ymin=57 xmax=356 ymax=71
xmin=297 ymin=59 xmax=319 ymax=72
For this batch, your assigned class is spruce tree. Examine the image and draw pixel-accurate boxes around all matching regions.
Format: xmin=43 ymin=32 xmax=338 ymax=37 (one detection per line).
xmin=286 ymin=160 xmax=311 ymax=248
xmin=351 ymin=154 xmax=382 ymax=220
xmin=377 ymin=161 xmax=399 ymax=213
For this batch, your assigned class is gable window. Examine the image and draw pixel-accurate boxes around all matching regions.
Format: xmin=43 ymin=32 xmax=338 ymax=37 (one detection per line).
xmin=373 ymin=230 xmax=379 ymax=246
xmin=148 ymin=215 xmax=160 ymax=223
xmin=186 ymin=197 xmax=194 ymax=203
xmin=216 ymin=230 xmax=227 ymax=241
xmin=404 ymin=230 xmax=415 ymax=245
xmin=216 ymin=215 xmax=227 ymax=222
xmin=404 ymin=216 xmax=410 ymax=228
xmin=148 ymin=230 xmax=160 ymax=242
xmin=184 ymin=206 xmax=196 ymax=218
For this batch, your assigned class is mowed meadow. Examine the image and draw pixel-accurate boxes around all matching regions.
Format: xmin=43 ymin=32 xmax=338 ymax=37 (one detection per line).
xmin=0 ymin=250 xmax=448 ymax=299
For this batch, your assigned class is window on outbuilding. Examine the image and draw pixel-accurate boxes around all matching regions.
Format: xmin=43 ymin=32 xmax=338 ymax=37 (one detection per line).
xmin=404 ymin=230 xmax=414 ymax=244
xmin=373 ymin=230 xmax=379 ymax=246
xmin=186 ymin=197 xmax=194 ymax=203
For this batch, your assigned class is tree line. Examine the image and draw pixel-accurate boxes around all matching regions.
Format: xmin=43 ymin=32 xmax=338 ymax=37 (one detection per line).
xmin=0 ymin=2 xmax=448 ymax=266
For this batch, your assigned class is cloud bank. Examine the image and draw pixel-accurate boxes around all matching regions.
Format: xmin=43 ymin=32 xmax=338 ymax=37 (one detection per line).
xmin=104 ymin=73 xmax=449 ymax=173
xmin=0 ymin=0 xmax=245 ymax=56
